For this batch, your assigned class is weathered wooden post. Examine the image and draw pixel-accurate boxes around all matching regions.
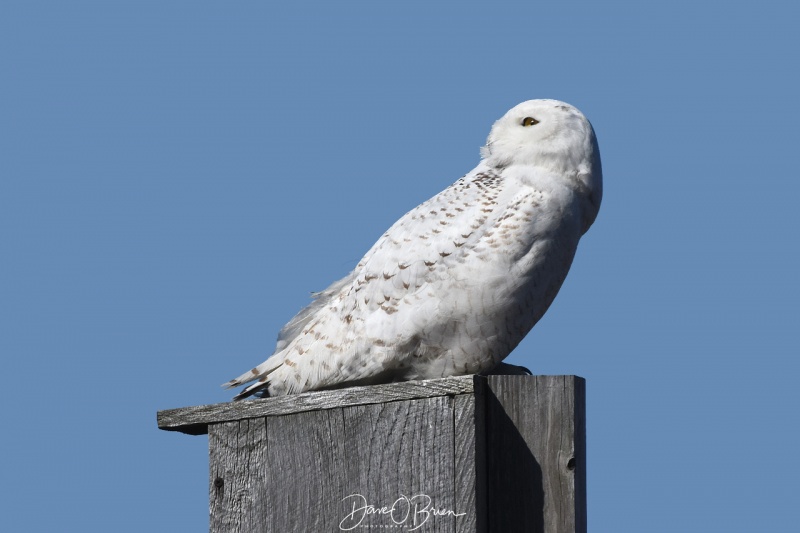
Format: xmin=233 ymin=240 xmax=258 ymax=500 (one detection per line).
xmin=157 ymin=375 xmax=585 ymax=532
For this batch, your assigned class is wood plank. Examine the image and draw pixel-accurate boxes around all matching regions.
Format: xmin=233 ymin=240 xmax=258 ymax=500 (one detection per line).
xmin=485 ymin=375 xmax=586 ymax=533
xmin=340 ymin=396 xmax=459 ymax=532
xmin=454 ymin=381 xmax=485 ymax=533
xmin=209 ymin=409 xmax=349 ymax=532
xmin=261 ymin=408 xmax=347 ymax=531
xmin=209 ymin=418 xmax=269 ymax=533
xmin=158 ymin=375 xmax=479 ymax=435
xmin=208 ymin=392 xmax=477 ymax=531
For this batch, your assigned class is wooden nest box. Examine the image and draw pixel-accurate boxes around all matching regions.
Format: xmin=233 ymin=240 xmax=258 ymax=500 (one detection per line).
xmin=157 ymin=374 xmax=586 ymax=532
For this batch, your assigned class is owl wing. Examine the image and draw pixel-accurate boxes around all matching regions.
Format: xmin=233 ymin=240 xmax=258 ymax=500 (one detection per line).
xmin=225 ymin=161 xmax=546 ymax=397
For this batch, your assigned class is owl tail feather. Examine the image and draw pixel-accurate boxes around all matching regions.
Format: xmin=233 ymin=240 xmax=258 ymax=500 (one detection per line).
xmin=231 ymin=380 xmax=271 ymax=401
xmin=222 ymin=356 xmax=284 ymax=400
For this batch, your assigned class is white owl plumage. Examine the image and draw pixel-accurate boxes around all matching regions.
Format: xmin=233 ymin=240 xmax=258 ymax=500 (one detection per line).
xmin=225 ymin=99 xmax=602 ymax=399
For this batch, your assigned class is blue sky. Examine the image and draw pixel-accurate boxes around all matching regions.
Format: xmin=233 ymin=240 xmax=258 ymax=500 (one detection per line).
xmin=2 ymin=1 xmax=798 ymax=531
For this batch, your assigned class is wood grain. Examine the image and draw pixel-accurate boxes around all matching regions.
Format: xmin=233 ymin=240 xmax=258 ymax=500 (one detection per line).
xmin=484 ymin=375 xmax=586 ymax=533
xmin=158 ymin=375 xmax=477 ymax=435
xmin=161 ymin=374 xmax=586 ymax=532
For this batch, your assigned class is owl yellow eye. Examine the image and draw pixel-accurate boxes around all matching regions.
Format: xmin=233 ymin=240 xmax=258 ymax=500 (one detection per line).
xmin=522 ymin=117 xmax=539 ymax=126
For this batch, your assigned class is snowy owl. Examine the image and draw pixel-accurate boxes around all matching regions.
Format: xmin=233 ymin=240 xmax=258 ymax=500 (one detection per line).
xmin=225 ymin=99 xmax=602 ymax=400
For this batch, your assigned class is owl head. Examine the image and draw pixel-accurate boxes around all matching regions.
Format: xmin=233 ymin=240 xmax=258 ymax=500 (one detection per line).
xmin=481 ymin=99 xmax=603 ymax=232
